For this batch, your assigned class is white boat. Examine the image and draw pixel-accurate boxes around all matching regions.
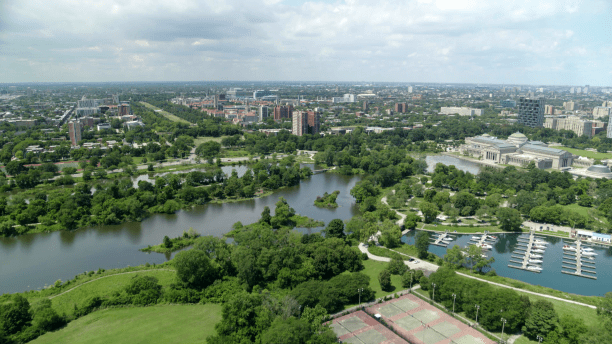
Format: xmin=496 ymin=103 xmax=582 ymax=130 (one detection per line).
xmin=582 ymin=251 xmax=597 ymax=256
xmin=532 ymin=249 xmax=545 ymax=253
xmin=532 ymin=244 xmax=546 ymax=249
xmin=582 ymin=247 xmax=594 ymax=252
xmin=488 ymin=235 xmax=498 ymax=240
xmin=534 ymin=240 xmax=548 ymax=245
xmin=527 ymin=266 xmax=542 ymax=271
xmin=472 ymin=236 xmax=482 ymax=240
xmin=480 ymin=244 xmax=492 ymax=249
xmin=563 ymin=245 xmax=577 ymax=251
xmin=529 ymin=259 xmax=543 ymax=264
xmin=441 ymin=237 xmax=452 ymax=241
xmin=529 ymin=254 xmax=543 ymax=258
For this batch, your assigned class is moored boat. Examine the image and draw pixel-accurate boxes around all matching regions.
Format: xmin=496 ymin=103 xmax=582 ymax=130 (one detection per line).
xmin=563 ymin=245 xmax=577 ymax=251
xmin=528 ymin=259 xmax=543 ymax=264
xmin=527 ymin=266 xmax=542 ymax=271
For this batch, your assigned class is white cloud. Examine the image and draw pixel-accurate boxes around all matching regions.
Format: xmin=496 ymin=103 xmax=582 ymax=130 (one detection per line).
xmin=0 ymin=0 xmax=610 ymax=84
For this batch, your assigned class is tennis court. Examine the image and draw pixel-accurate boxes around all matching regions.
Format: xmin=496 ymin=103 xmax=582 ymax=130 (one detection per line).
xmin=330 ymin=311 xmax=409 ymax=344
xmin=366 ymin=294 xmax=496 ymax=344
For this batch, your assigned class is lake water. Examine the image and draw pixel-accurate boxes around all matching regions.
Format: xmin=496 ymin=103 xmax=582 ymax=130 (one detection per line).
xmin=2 ymin=157 xmax=612 ymax=297
xmin=403 ymin=231 xmax=612 ymax=297
xmin=0 ymin=166 xmax=360 ymax=294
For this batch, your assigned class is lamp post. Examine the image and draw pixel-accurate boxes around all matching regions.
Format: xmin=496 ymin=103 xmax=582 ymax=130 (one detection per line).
xmin=432 ymin=283 xmax=436 ymax=303
xmin=536 ymin=335 xmax=543 ymax=343
xmin=475 ymin=305 xmax=480 ymax=325
xmin=452 ymin=294 xmax=457 ymax=314
xmin=500 ymin=318 xmax=507 ymax=344
xmin=409 ymin=271 xmax=414 ymax=292
xmin=358 ymin=288 xmax=364 ymax=307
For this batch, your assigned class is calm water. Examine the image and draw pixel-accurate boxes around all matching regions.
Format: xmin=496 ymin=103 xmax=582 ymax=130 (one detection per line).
xmin=425 ymin=155 xmax=481 ymax=174
xmin=403 ymin=231 xmax=612 ymax=297
xmin=0 ymin=166 xmax=360 ymax=294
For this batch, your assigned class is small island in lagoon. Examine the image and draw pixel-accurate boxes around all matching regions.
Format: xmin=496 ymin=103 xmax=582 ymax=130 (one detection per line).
xmin=314 ymin=190 xmax=340 ymax=208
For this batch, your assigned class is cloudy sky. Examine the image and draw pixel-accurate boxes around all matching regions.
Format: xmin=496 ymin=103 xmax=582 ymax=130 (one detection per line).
xmin=1 ymin=0 xmax=611 ymax=85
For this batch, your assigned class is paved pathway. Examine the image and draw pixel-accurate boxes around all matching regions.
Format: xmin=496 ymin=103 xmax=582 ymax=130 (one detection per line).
xmin=358 ymin=244 xmax=597 ymax=309
xmin=381 ymin=195 xmax=406 ymax=226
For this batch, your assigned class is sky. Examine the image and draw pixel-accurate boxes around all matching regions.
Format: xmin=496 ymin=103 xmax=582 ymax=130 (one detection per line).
xmin=1 ymin=0 xmax=611 ymax=85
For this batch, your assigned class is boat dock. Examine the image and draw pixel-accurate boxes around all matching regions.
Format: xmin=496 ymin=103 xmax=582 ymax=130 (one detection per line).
xmin=430 ymin=232 xmax=454 ymax=247
xmin=507 ymin=231 xmax=546 ymax=273
xmin=468 ymin=233 xmax=496 ymax=250
xmin=561 ymin=239 xmax=597 ymax=280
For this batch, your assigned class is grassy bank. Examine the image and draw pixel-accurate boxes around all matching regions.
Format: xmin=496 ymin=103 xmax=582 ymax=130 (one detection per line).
xmin=556 ymin=146 xmax=612 ymax=160
xmin=140 ymin=236 xmax=200 ymax=254
xmin=31 ymin=304 xmax=221 ymax=344
xmin=141 ymin=102 xmax=191 ymax=124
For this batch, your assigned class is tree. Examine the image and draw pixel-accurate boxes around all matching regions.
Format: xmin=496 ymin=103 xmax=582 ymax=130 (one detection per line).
xmin=378 ymin=269 xmax=392 ymax=291
xmin=419 ymin=202 xmax=439 ymax=223
xmin=415 ymin=231 xmax=430 ymax=259
xmin=324 ymin=219 xmax=345 ymax=239
xmin=403 ymin=213 xmax=421 ymax=230
xmin=443 ymin=245 xmax=465 ymax=269
xmin=559 ymin=315 xmax=587 ymax=344
xmin=388 ymin=254 xmax=408 ymax=275
xmin=497 ymin=207 xmax=522 ymax=231
xmin=0 ymin=294 xmax=31 ymax=335
xmin=522 ymin=300 xmax=558 ymax=340
xmin=163 ymin=235 xmax=172 ymax=248
xmin=196 ymin=141 xmax=221 ymax=158
xmin=379 ymin=220 xmax=401 ymax=248
xmin=174 ymin=249 xmax=219 ymax=289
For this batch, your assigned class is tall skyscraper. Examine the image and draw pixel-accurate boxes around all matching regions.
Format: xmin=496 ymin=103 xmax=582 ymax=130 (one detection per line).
xmin=258 ymin=106 xmax=269 ymax=122
xmin=518 ymin=97 xmax=544 ymax=128
xmin=307 ymin=111 xmax=320 ymax=135
xmin=292 ymin=111 xmax=308 ymax=136
xmin=395 ymin=103 xmax=407 ymax=113
xmin=68 ymin=121 xmax=82 ymax=146
xmin=273 ymin=105 xmax=293 ymax=120
xmin=607 ymin=116 xmax=612 ymax=139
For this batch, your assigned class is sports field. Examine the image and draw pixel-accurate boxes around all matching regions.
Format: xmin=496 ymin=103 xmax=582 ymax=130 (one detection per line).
xmin=331 ymin=311 xmax=409 ymax=344
xmin=366 ymin=294 xmax=495 ymax=344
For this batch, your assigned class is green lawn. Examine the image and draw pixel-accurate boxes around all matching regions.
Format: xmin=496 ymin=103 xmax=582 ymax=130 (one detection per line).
xmin=557 ymin=147 xmax=612 ymax=160
xmin=194 ymin=136 xmax=226 ymax=146
xmin=423 ymin=224 xmax=506 ymax=233
xmin=50 ymin=270 xmax=177 ymax=317
xmin=31 ymin=304 xmax=222 ymax=344
xmin=140 ymin=102 xmax=191 ymax=124
xmin=222 ymin=149 xmax=251 ymax=158
xmin=342 ymin=260 xmax=404 ymax=309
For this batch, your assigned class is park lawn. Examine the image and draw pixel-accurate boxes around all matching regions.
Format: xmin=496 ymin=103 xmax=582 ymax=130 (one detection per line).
xmin=423 ymin=224 xmax=505 ymax=233
xmin=194 ymin=136 xmax=226 ymax=146
xmin=31 ymin=304 xmax=222 ymax=344
xmin=222 ymin=149 xmax=251 ymax=158
xmin=140 ymin=102 xmax=191 ymax=124
xmin=50 ymin=270 xmax=177 ymax=317
xmin=563 ymin=203 xmax=594 ymax=217
xmin=344 ymin=260 xmax=404 ymax=307
xmin=557 ymin=147 xmax=612 ymax=160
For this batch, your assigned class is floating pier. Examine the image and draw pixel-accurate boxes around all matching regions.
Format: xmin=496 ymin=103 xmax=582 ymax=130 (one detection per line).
xmin=468 ymin=233 xmax=496 ymax=250
xmin=561 ymin=239 xmax=597 ymax=280
xmin=431 ymin=232 xmax=454 ymax=247
xmin=507 ymin=231 xmax=545 ymax=273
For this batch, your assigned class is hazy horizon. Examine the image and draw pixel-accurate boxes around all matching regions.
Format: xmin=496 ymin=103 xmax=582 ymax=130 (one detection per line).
xmin=2 ymin=0 xmax=611 ymax=85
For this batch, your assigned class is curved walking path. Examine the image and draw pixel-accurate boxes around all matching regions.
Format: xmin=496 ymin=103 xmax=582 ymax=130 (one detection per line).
xmin=381 ymin=196 xmax=406 ymax=227
xmin=48 ymin=269 xmax=175 ymax=300
xmin=358 ymin=244 xmax=597 ymax=309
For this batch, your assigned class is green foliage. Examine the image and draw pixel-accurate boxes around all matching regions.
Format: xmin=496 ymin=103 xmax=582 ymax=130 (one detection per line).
xmin=415 ymin=231 xmax=430 ymax=259
xmin=0 ymin=295 xmax=31 ymax=335
xmin=314 ymin=190 xmax=339 ymax=208
xmin=497 ymin=207 xmax=523 ymax=231
xmin=174 ymin=249 xmax=219 ymax=289
xmin=419 ymin=201 xmax=439 ymax=223
xmin=323 ymin=219 xmax=345 ymax=239
xmin=378 ymin=269 xmax=392 ymax=291
xmin=403 ymin=212 xmax=421 ymax=229
xmin=522 ymin=300 xmax=558 ymax=341
xmin=443 ymin=245 xmax=465 ymax=269
xmin=162 ymin=235 xmax=172 ymax=248
xmin=388 ymin=254 xmax=408 ymax=275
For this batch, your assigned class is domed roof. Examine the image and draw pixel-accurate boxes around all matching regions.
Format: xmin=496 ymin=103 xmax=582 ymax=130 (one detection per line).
xmin=481 ymin=133 xmax=491 ymax=137
xmin=587 ymin=165 xmax=612 ymax=174
xmin=509 ymin=132 xmax=527 ymax=138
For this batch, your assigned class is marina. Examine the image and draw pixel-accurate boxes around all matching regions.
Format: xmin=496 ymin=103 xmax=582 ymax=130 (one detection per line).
xmin=508 ymin=231 xmax=547 ymax=273
xmin=561 ymin=239 xmax=598 ymax=280
xmin=430 ymin=231 xmax=455 ymax=247
xmin=468 ymin=233 xmax=496 ymax=250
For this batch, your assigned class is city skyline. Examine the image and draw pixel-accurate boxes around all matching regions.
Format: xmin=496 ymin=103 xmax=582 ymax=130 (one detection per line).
xmin=1 ymin=0 xmax=611 ymax=85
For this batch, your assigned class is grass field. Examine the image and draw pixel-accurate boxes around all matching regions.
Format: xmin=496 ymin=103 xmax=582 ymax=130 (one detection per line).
xmin=557 ymin=147 xmax=612 ymax=160
xmin=194 ymin=136 xmax=226 ymax=146
xmin=423 ymin=224 xmax=506 ymax=233
xmin=341 ymin=260 xmax=404 ymax=310
xmin=140 ymin=102 xmax=191 ymax=124
xmin=31 ymin=304 xmax=222 ymax=344
xmin=49 ymin=270 xmax=177 ymax=316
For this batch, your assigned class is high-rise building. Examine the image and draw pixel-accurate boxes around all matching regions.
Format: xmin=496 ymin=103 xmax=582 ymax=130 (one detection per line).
xmin=118 ymin=103 xmax=131 ymax=116
xmin=607 ymin=116 xmax=612 ymax=139
xmin=258 ymin=106 xmax=269 ymax=122
xmin=408 ymin=86 xmax=413 ymax=93
xmin=593 ymin=107 xmax=612 ymax=119
xmin=292 ymin=111 xmax=308 ymax=136
xmin=68 ymin=121 xmax=82 ymax=146
xmin=518 ymin=97 xmax=544 ymax=128
xmin=603 ymin=101 xmax=612 ymax=107
xmin=307 ymin=111 xmax=320 ymax=135
xmin=563 ymin=101 xmax=575 ymax=111
xmin=363 ymin=101 xmax=368 ymax=111
xmin=273 ymin=105 xmax=293 ymax=120
xmin=112 ymin=94 xmax=120 ymax=104
xmin=544 ymin=105 xmax=554 ymax=115
xmin=395 ymin=103 xmax=408 ymax=113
